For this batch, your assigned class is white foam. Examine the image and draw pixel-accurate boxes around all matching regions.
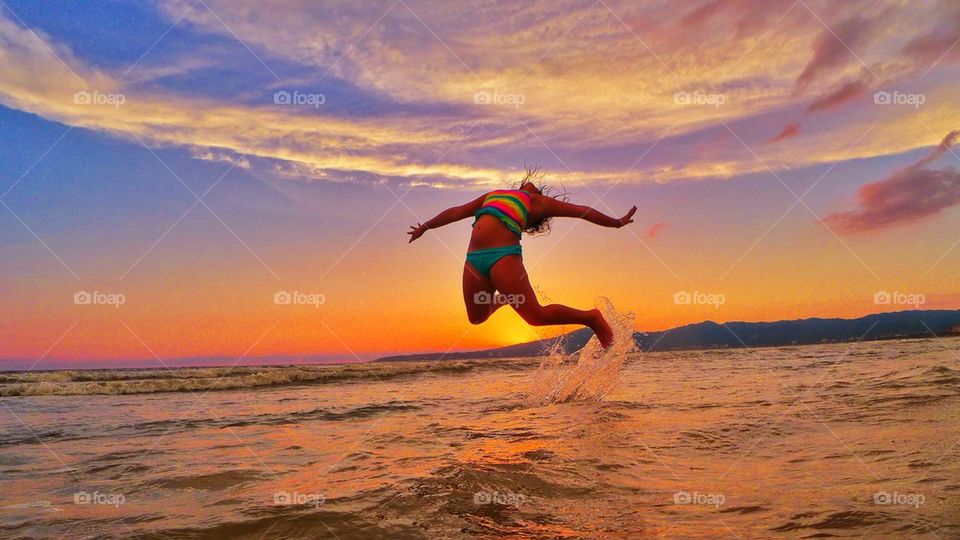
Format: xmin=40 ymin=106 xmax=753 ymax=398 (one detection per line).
xmin=526 ymin=297 xmax=635 ymax=405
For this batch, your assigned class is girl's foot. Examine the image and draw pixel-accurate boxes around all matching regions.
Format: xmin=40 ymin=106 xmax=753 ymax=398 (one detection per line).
xmin=590 ymin=309 xmax=614 ymax=348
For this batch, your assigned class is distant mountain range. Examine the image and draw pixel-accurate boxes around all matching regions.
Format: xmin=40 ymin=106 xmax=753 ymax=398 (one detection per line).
xmin=375 ymin=310 xmax=960 ymax=362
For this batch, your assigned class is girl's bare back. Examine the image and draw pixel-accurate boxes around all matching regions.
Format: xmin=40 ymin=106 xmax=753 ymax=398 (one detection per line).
xmin=407 ymin=170 xmax=636 ymax=349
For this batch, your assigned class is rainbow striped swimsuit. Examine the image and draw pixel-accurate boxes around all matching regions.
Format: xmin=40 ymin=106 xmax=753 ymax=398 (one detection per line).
xmin=472 ymin=190 xmax=531 ymax=236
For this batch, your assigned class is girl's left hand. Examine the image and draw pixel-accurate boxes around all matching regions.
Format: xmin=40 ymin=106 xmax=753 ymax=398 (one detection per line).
xmin=408 ymin=223 xmax=428 ymax=243
xmin=617 ymin=206 xmax=637 ymax=228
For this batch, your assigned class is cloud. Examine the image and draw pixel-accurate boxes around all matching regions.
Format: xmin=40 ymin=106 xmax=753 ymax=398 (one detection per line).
xmin=0 ymin=12 xmax=514 ymax=187
xmin=678 ymin=0 xmax=799 ymax=39
xmin=899 ymin=6 xmax=960 ymax=66
xmin=771 ymin=3 xmax=955 ymax=144
xmin=794 ymin=14 xmax=876 ymax=93
xmin=156 ymin=0 xmax=869 ymax=146
xmin=1 ymin=2 xmax=959 ymax=190
xmin=679 ymin=0 xmax=726 ymax=29
xmin=189 ymin=148 xmax=252 ymax=169
xmin=825 ymin=131 xmax=960 ymax=234
xmin=647 ymin=222 xmax=668 ymax=239
xmin=805 ymin=78 xmax=868 ymax=113
xmin=769 ymin=123 xmax=800 ymax=143
xmin=770 ymin=77 xmax=868 ymax=144
xmin=148 ymin=1 xmax=960 ymax=178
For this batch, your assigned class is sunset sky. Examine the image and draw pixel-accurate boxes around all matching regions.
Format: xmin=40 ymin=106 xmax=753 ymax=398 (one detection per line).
xmin=1 ymin=0 xmax=959 ymax=367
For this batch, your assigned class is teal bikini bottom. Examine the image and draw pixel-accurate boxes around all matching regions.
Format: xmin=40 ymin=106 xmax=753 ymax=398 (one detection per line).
xmin=465 ymin=245 xmax=522 ymax=278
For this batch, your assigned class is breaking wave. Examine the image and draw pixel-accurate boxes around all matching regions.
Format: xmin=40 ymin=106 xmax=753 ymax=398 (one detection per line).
xmin=0 ymin=360 xmax=537 ymax=397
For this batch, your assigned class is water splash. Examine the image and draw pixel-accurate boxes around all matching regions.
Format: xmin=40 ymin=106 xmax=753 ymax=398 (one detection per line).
xmin=526 ymin=297 xmax=636 ymax=405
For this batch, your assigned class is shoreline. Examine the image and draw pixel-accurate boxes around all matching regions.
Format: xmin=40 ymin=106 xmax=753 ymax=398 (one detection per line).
xmin=2 ymin=336 xmax=958 ymax=397
xmin=2 ymin=332 xmax=957 ymax=374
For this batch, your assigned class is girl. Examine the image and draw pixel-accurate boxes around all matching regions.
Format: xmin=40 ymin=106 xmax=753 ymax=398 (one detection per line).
xmin=408 ymin=168 xmax=636 ymax=348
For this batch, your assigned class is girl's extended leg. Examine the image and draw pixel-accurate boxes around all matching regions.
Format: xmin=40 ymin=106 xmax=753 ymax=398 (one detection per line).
xmin=489 ymin=255 xmax=614 ymax=347
xmin=462 ymin=262 xmax=507 ymax=324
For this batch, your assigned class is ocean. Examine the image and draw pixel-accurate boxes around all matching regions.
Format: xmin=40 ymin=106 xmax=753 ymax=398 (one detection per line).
xmin=1 ymin=337 xmax=959 ymax=538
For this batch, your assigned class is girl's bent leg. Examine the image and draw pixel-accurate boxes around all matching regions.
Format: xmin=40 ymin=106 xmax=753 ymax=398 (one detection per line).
xmin=489 ymin=256 xmax=614 ymax=347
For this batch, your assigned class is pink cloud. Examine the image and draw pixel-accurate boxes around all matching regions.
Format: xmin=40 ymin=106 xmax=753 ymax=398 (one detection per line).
xmin=805 ymin=78 xmax=868 ymax=113
xmin=769 ymin=123 xmax=800 ymax=143
xmin=779 ymin=6 xmax=958 ymax=140
xmin=825 ymin=131 xmax=960 ymax=234
xmin=678 ymin=0 xmax=797 ymax=38
xmin=647 ymin=222 xmax=668 ymax=238
xmin=794 ymin=15 xmax=875 ymax=92
xmin=900 ymin=10 xmax=960 ymax=65
xmin=771 ymin=78 xmax=867 ymax=144
xmin=679 ymin=0 xmax=726 ymax=28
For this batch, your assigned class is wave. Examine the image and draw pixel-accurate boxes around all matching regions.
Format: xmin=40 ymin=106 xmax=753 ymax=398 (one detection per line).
xmin=0 ymin=359 xmax=539 ymax=397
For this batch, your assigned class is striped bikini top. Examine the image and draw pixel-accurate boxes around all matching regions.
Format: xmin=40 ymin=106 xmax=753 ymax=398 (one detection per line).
xmin=473 ymin=189 xmax=532 ymax=236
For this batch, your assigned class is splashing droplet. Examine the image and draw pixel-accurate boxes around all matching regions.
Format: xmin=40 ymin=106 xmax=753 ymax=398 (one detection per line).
xmin=526 ymin=297 xmax=635 ymax=405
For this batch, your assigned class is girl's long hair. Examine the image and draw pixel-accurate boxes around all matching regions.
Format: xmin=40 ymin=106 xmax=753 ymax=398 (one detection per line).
xmin=511 ymin=164 xmax=568 ymax=236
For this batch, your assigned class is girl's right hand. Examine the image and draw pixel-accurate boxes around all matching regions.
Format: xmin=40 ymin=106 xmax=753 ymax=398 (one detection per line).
xmin=408 ymin=223 xmax=428 ymax=243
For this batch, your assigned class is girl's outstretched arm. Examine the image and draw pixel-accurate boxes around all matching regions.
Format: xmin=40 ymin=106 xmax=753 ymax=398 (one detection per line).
xmin=408 ymin=194 xmax=486 ymax=242
xmin=540 ymin=197 xmax=636 ymax=228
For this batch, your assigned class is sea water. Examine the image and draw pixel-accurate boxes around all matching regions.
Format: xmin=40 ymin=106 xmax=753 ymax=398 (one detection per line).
xmin=1 ymin=339 xmax=960 ymax=537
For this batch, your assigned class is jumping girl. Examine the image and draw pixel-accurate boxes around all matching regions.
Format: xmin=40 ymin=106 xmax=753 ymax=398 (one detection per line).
xmin=407 ymin=168 xmax=637 ymax=348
